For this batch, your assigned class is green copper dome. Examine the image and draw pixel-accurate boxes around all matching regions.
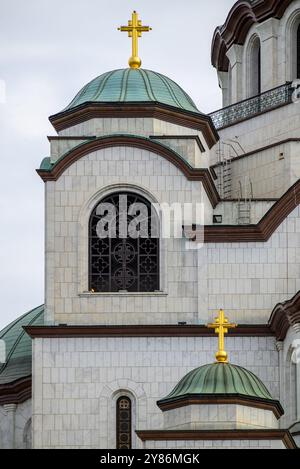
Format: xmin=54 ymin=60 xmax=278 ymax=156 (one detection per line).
xmin=65 ymin=68 xmax=200 ymax=113
xmin=0 ymin=305 xmax=44 ymax=385
xmin=158 ymin=363 xmax=274 ymax=405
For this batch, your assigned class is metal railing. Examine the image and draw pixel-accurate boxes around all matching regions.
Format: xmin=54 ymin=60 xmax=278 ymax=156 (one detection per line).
xmin=210 ymin=82 xmax=293 ymax=130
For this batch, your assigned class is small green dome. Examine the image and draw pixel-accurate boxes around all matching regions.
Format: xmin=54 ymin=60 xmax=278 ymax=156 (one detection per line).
xmin=65 ymin=68 xmax=200 ymax=113
xmin=0 ymin=305 xmax=44 ymax=385
xmin=158 ymin=363 xmax=273 ymax=405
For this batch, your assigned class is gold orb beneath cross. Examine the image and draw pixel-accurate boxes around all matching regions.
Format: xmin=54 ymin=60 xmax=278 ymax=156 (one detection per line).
xmin=129 ymin=56 xmax=142 ymax=69
xmin=215 ymin=350 xmax=228 ymax=363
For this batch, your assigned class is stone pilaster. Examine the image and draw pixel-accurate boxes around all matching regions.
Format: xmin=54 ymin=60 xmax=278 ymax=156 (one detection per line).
xmin=3 ymin=403 xmax=17 ymax=449
xmin=291 ymin=329 xmax=300 ymax=421
xmin=226 ymin=44 xmax=243 ymax=103
xmin=257 ymin=18 xmax=280 ymax=92
xmin=217 ymin=71 xmax=230 ymax=107
xmin=276 ymin=341 xmax=284 ymax=425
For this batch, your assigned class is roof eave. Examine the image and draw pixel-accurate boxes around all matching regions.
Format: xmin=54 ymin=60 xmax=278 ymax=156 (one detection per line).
xmin=49 ymin=101 xmax=219 ymax=149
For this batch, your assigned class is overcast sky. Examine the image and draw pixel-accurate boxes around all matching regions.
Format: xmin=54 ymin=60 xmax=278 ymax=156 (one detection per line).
xmin=0 ymin=0 xmax=234 ymax=329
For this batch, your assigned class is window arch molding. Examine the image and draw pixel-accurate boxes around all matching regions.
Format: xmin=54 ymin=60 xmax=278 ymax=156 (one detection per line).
xmin=89 ymin=190 xmax=160 ymax=292
xmin=100 ymin=380 xmax=147 ymax=449
xmin=78 ymin=184 xmax=165 ymax=295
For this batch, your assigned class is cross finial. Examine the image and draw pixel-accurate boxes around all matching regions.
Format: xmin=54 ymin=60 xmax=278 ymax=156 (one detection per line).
xmin=118 ymin=11 xmax=152 ymax=69
xmin=207 ymin=310 xmax=237 ymax=363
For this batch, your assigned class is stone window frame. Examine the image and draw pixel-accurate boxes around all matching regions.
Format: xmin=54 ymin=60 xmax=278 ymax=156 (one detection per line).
xmin=100 ymin=380 xmax=147 ymax=450
xmin=116 ymin=395 xmax=132 ymax=449
xmin=78 ymin=183 xmax=168 ymax=297
xmin=245 ymin=33 xmax=262 ymax=99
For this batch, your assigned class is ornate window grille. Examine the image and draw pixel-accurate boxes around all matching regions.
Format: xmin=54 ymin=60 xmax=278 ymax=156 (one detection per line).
xmin=89 ymin=192 xmax=159 ymax=292
xmin=210 ymin=82 xmax=293 ymax=130
xmin=116 ymin=396 xmax=132 ymax=449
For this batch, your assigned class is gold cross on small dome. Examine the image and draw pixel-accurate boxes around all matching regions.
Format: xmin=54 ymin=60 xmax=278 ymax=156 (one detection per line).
xmin=207 ymin=310 xmax=237 ymax=363
xmin=118 ymin=11 xmax=152 ymax=69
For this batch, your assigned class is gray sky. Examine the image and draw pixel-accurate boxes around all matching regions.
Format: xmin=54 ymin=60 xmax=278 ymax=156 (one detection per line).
xmin=0 ymin=0 xmax=234 ymax=329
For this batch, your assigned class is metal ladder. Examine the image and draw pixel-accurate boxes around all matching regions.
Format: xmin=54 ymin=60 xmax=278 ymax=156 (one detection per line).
xmin=237 ymin=178 xmax=253 ymax=225
xmin=216 ymin=142 xmax=233 ymax=200
xmin=222 ymin=159 xmax=232 ymax=199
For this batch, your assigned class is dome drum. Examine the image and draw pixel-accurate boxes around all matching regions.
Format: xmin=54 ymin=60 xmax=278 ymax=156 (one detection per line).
xmin=162 ymin=401 xmax=280 ymax=431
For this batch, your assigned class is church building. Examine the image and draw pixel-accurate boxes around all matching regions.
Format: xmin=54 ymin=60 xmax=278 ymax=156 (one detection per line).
xmin=1 ymin=0 xmax=300 ymax=449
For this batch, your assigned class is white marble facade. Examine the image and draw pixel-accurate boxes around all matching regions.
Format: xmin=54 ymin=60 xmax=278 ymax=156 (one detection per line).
xmin=3 ymin=0 xmax=300 ymax=450
xmin=36 ymin=113 xmax=300 ymax=448
xmin=32 ymin=336 xmax=279 ymax=449
xmin=44 ymin=117 xmax=300 ymax=328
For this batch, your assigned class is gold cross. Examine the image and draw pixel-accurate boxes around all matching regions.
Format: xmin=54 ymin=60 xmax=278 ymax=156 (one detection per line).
xmin=118 ymin=11 xmax=152 ymax=69
xmin=207 ymin=310 xmax=237 ymax=363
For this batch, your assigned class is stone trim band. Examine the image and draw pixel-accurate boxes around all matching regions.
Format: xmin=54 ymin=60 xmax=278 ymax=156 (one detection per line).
xmin=49 ymin=102 xmax=219 ymax=149
xmin=37 ymin=135 xmax=220 ymax=209
xmin=204 ymin=179 xmax=300 ymax=242
xmin=37 ymin=135 xmax=300 ymax=243
xmin=24 ymin=324 xmax=272 ymax=339
xmin=135 ymin=429 xmax=297 ymax=448
xmin=156 ymin=394 xmax=284 ymax=419
xmin=24 ymin=291 xmax=300 ymax=343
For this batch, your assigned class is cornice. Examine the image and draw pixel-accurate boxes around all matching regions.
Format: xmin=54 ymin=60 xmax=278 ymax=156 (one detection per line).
xmin=49 ymin=102 xmax=219 ymax=149
xmin=24 ymin=292 xmax=300 ymax=342
xmin=37 ymin=135 xmax=220 ymax=208
xmin=135 ymin=429 xmax=297 ymax=448
xmin=38 ymin=137 xmax=300 ymax=243
xmin=269 ymin=291 xmax=300 ymax=341
xmin=24 ymin=324 xmax=272 ymax=339
xmin=0 ymin=377 xmax=31 ymax=405
xmin=157 ymin=393 xmax=284 ymax=419
xmin=204 ymin=179 xmax=300 ymax=242
xmin=212 ymin=0 xmax=294 ymax=71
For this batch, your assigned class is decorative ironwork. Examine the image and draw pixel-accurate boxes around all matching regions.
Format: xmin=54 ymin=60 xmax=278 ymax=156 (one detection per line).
xmin=116 ymin=396 xmax=132 ymax=449
xmin=89 ymin=192 xmax=159 ymax=292
xmin=210 ymin=82 xmax=293 ymax=130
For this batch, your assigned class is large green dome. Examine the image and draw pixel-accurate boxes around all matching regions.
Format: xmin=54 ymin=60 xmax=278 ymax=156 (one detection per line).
xmin=158 ymin=362 xmax=274 ymax=405
xmin=0 ymin=305 xmax=44 ymax=385
xmin=65 ymin=68 xmax=200 ymax=113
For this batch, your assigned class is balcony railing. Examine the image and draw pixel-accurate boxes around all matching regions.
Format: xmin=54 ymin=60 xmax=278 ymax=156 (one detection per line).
xmin=210 ymin=82 xmax=293 ymax=130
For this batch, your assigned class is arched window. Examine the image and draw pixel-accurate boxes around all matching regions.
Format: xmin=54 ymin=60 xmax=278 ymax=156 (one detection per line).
xmin=249 ymin=37 xmax=261 ymax=97
xmin=116 ymin=396 xmax=132 ymax=449
xmin=89 ymin=192 xmax=159 ymax=292
xmin=297 ymin=24 xmax=300 ymax=78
